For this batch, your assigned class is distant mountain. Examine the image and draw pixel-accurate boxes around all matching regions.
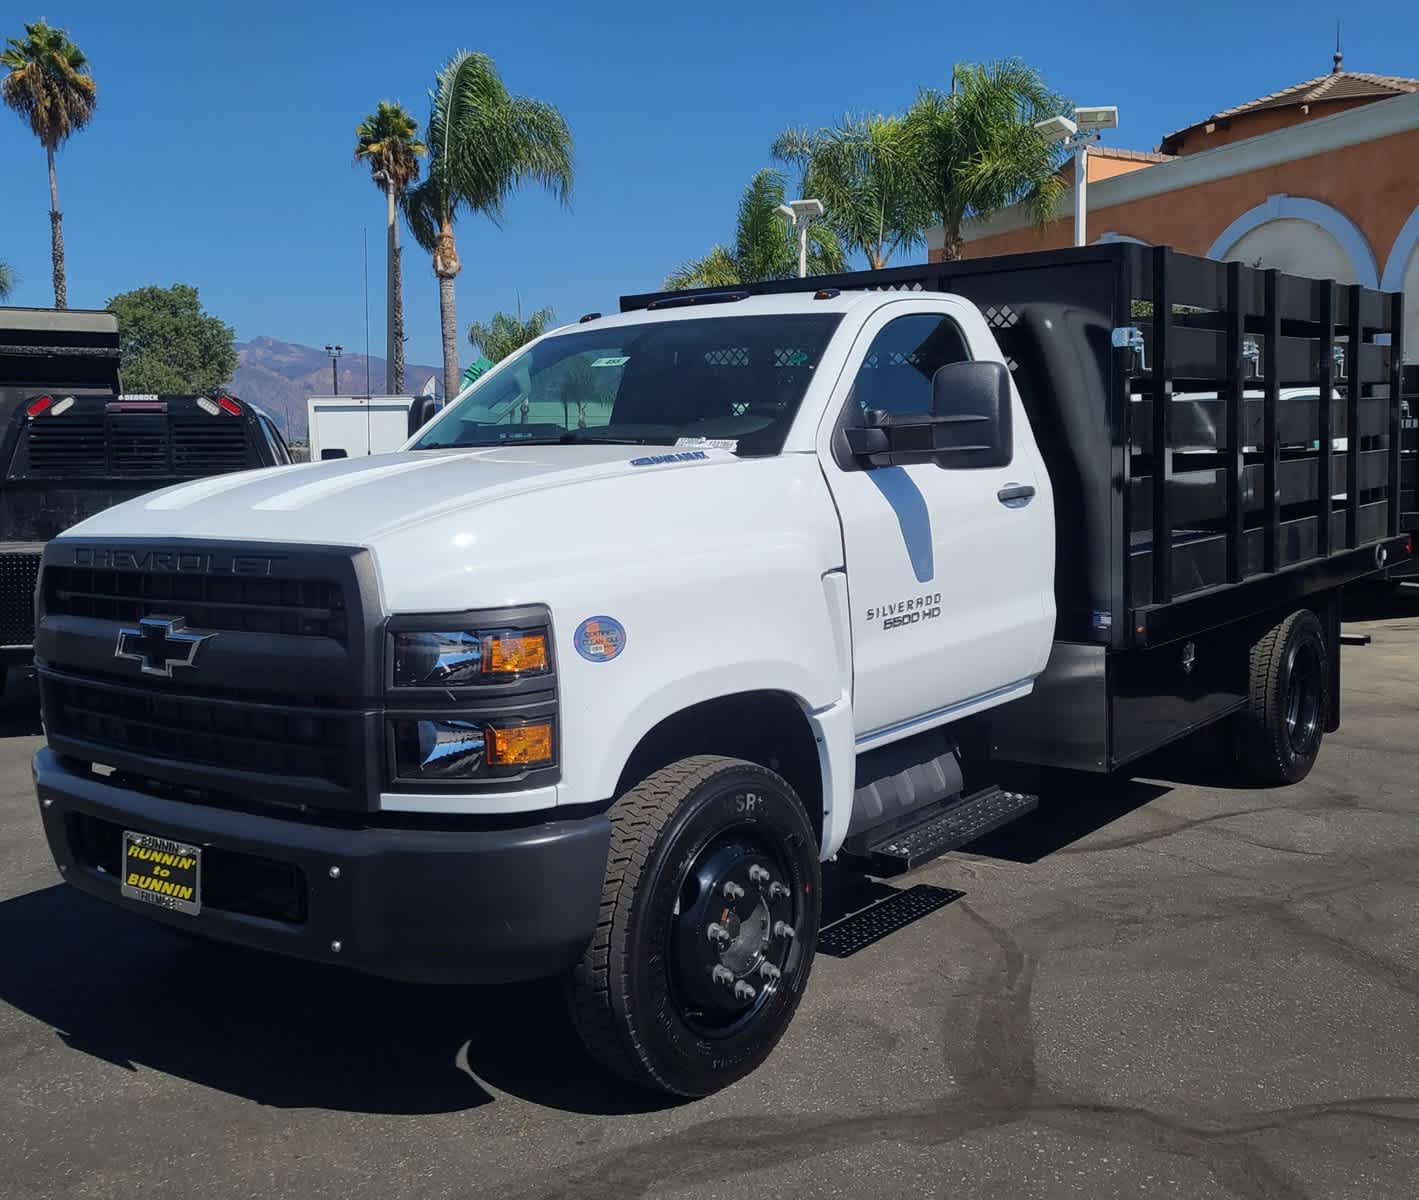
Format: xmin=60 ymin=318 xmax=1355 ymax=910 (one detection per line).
xmin=232 ymin=337 xmax=443 ymax=439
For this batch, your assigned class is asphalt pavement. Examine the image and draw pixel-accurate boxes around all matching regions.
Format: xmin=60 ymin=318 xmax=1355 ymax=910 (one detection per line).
xmin=3 ymin=594 xmax=1418 ymax=1199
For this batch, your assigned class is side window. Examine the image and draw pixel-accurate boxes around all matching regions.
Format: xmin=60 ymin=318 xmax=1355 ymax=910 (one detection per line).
xmin=850 ymin=313 xmax=971 ymax=418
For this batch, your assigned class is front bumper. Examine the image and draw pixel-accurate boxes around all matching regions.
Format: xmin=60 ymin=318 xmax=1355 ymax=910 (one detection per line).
xmin=33 ymin=748 xmax=610 ymax=984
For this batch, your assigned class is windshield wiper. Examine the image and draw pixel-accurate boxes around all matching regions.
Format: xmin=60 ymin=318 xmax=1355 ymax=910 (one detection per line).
xmin=558 ymin=431 xmax=658 ymax=445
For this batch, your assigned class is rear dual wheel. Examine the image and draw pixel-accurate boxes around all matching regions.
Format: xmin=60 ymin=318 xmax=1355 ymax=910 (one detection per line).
xmin=1233 ymin=608 xmax=1329 ymax=785
xmin=568 ymin=755 xmax=821 ymax=1097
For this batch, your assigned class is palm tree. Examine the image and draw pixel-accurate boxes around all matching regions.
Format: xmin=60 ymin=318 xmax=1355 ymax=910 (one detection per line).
xmin=354 ymin=101 xmax=426 ymax=394
xmin=1 ymin=20 xmax=97 ymax=308
xmin=772 ymin=114 xmax=932 ymax=270
xmin=665 ymin=169 xmax=844 ymax=289
xmin=904 ymin=60 xmax=1065 ymax=261
xmin=404 ymin=51 xmax=573 ymax=400
xmin=0 ymin=261 xmax=14 ymax=301
xmin=467 ymin=304 xmax=554 ymax=364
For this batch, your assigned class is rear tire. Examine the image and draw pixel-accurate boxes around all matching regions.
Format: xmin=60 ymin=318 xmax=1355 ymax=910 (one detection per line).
xmin=1232 ymin=609 xmax=1329 ymax=785
xmin=568 ymin=755 xmax=821 ymax=1097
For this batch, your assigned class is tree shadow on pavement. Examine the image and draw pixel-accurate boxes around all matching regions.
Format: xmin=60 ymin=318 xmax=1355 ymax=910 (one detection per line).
xmin=0 ymin=883 xmax=673 ymax=1117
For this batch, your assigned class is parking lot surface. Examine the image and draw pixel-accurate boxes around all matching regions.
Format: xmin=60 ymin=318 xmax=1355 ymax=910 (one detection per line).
xmin=3 ymin=597 xmax=1418 ymax=1200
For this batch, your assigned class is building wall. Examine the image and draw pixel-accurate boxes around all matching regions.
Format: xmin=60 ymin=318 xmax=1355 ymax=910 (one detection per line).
xmin=936 ymin=126 xmax=1419 ymax=266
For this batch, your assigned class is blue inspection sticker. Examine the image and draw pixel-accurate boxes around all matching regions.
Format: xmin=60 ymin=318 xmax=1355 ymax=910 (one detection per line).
xmin=574 ymin=615 xmax=627 ymax=662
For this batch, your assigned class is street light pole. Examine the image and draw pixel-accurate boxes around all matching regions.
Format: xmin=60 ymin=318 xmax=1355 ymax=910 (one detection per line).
xmin=324 ymin=344 xmax=343 ymax=394
xmin=1034 ymin=106 xmax=1119 ymax=248
xmin=1072 ymin=139 xmax=1088 ymax=249
xmin=775 ymin=198 xmax=826 ymax=279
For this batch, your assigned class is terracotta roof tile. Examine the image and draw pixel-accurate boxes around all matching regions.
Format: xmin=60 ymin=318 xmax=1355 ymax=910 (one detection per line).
xmin=1159 ymin=69 xmax=1419 ymax=151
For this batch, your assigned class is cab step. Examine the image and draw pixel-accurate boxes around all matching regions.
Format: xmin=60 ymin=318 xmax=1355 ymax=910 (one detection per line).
xmin=861 ymin=786 xmax=1039 ymax=874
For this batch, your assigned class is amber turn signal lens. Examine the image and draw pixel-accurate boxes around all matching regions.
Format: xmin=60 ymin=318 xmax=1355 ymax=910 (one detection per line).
xmin=486 ymin=632 xmax=548 ymax=674
xmin=486 ymin=721 xmax=554 ymax=767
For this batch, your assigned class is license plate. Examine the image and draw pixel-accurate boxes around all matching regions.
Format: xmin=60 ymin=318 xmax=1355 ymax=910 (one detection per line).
xmin=120 ymin=831 xmax=201 ymax=916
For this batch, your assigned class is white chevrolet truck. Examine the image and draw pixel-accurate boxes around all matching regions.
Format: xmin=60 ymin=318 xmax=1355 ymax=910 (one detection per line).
xmin=33 ymin=246 xmax=1409 ymax=1096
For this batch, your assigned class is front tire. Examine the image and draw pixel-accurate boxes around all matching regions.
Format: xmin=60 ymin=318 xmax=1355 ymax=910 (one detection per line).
xmin=1233 ymin=609 xmax=1329 ymax=785
xmin=568 ymin=755 xmax=821 ymax=1096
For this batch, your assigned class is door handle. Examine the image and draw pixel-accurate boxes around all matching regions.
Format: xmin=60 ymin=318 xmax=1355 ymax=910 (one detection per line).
xmin=997 ymin=483 xmax=1036 ymax=508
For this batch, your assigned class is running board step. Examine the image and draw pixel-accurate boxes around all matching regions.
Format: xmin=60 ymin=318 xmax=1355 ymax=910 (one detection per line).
xmin=861 ymin=786 xmax=1038 ymax=874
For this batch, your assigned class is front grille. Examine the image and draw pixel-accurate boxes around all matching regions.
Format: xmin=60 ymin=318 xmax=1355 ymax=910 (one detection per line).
xmin=0 ymin=551 xmax=40 ymax=644
xmin=44 ymin=566 xmax=348 ymax=641
xmin=45 ymin=674 xmax=354 ymax=786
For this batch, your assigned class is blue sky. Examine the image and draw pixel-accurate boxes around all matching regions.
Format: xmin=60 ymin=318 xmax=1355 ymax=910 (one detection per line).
xmin=2 ymin=1 xmax=1414 ymax=376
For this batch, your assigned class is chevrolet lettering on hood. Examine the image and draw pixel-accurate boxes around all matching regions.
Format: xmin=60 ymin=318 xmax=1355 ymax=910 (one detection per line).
xmin=70 ymin=546 xmax=276 ymax=575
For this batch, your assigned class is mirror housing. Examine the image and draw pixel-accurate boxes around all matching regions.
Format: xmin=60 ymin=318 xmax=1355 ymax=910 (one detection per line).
xmin=844 ymin=360 xmax=1013 ymax=469
xmin=408 ymin=395 xmax=441 ymax=438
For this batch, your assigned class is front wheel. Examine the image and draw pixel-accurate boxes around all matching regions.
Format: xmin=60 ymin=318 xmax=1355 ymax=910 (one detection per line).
xmin=568 ymin=755 xmax=821 ymax=1096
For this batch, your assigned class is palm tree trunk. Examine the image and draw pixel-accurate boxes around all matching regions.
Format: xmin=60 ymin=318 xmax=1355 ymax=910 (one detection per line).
xmin=47 ymin=146 xmax=66 ymax=309
xmin=940 ymin=214 xmax=964 ymax=263
xmin=433 ymin=215 xmax=462 ymax=400
xmin=437 ymin=273 xmax=459 ymax=400
xmin=385 ymin=185 xmax=398 ymax=393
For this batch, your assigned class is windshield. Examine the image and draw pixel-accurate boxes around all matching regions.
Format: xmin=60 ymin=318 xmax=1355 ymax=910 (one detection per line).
xmin=412 ymin=313 xmax=843 ymax=456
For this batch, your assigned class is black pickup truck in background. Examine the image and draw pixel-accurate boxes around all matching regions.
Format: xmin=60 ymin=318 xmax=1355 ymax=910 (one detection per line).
xmin=0 ymin=306 xmax=291 ymax=672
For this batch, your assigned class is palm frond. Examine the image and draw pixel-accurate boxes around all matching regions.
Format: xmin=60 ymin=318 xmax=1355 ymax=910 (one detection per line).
xmin=905 ymin=58 xmax=1066 ymax=245
xmin=354 ymin=99 xmax=426 ymax=194
xmin=0 ymin=260 xmax=14 ymax=300
xmin=663 ymin=245 xmax=741 ymax=290
xmin=468 ymin=305 xmax=556 ymax=361
xmin=1 ymin=19 xmax=96 ymax=149
xmin=401 ymin=176 xmax=443 ymax=253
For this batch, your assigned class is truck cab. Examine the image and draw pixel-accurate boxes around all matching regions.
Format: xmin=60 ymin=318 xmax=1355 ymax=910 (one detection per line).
xmin=29 ymin=245 xmax=1408 ymax=1097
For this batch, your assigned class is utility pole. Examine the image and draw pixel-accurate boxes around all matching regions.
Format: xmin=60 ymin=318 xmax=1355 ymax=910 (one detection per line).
xmin=324 ymin=344 xmax=343 ymax=394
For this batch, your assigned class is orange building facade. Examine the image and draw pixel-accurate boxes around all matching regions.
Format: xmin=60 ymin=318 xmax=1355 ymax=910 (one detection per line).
xmin=928 ymin=68 xmax=1419 ymax=355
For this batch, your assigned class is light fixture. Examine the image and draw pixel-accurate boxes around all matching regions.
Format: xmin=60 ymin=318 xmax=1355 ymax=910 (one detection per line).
xmin=1035 ymin=104 xmax=1120 ymax=247
xmin=775 ymin=198 xmax=826 ymax=279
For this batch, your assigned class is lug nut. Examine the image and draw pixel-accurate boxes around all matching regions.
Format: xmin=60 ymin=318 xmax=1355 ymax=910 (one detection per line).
xmin=328 ymin=866 xmax=341 ymax=880
xmin=748 ymin=864 xmax=770 ymax=884
xmin=774 ymin=921 xmax=796 ymax=940
xmin=722 ymin=881 xmax=745 ymax=900
xmin=733 ymin=980 xmax=756 ymax=1001
xmin=706 ymin=921 xmax=730 ymax=944
xmin=769 ymin=882 xmax=790 ymax=900
xmin=330 ymin=940 xmax=342 ymax=954
xmin=759 ymin=961 xmax=781 ymax=981
xmin=712 ymin=965 xmax=734 ymax=987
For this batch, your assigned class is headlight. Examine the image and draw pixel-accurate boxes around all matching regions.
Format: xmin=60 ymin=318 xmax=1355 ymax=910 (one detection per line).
xmin=392 ymin=717 xmax=556 ymax=780
xmin=392 ymin=628 xmax=550 ymax=687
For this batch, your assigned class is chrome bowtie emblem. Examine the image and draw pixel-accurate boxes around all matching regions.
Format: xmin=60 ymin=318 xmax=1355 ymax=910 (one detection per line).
xmin=115 ymin=616 xmax=214 ymax=677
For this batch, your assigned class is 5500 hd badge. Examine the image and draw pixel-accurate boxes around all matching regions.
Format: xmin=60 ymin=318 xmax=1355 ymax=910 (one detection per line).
xmin=865 ymin=591 xmax=942 ymax=631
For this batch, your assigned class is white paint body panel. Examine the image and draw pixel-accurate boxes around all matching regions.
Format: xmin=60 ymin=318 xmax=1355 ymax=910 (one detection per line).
xmin=59 ymin=292 xmax=1060 ymax=857
xmin=811 ymin=297 xmax=1056 ymax=743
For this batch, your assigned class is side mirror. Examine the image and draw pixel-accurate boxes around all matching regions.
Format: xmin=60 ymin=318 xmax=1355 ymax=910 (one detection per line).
xmin=408 ymin=396 xmax=441 ymax=438
xmin=843 ymin=360 xmax=1013 ymax=469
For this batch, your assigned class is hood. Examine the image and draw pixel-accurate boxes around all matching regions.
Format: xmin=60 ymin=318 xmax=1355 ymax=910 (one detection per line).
xmin=53 ymin=442 xmax=844 ymax=616
xmin=59 ymin=444 xmax=737 ymax=546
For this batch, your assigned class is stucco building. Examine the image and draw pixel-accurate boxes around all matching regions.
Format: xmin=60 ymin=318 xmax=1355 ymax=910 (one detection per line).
xmin=929 ymin=56 xmax=1419 ymax=355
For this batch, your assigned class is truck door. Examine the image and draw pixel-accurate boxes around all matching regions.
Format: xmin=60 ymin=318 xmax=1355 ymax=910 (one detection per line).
xmin=818 ymin=299 xmax=1055 ymax=744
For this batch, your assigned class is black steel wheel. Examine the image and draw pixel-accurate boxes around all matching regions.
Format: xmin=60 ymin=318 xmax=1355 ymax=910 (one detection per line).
xmin=567 ymin=755 xmax=821 ymax=1096
xmin=1233 ymin=608 xmax=1329 ymax=785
